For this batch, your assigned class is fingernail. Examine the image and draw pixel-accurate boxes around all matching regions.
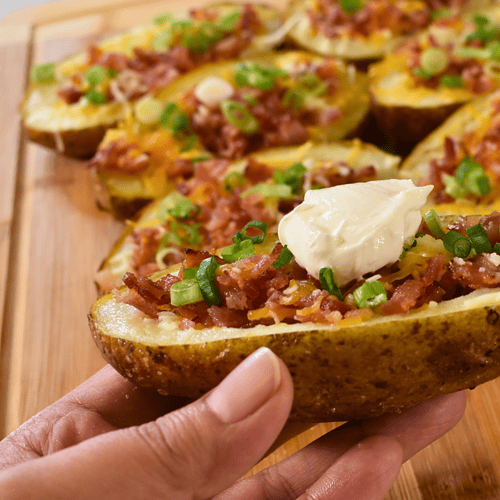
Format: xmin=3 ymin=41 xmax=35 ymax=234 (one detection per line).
xmin=206 ymin=347 xmax=282 ymax=424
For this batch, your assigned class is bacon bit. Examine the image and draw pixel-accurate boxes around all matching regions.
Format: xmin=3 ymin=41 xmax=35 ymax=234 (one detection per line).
xmin=450 ymin=253 xmax=500 ymax=289
xmin=244 ymin=157 xmax=275 ymax=184
xmin=58 ymin=86 xmax=83 ymax=105
xmin=89 ymin=138 xmax=150 ymax=174
xmin=208 ymin=306 xmax=248 ymax=327
xmin=130 ymin=227 xmax=162 ymax=275
xmin=115 ymin=288 xmax=160 ymax=319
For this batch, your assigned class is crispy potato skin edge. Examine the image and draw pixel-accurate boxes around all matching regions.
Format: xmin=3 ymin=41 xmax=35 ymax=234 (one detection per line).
xmin=89 ymin=304 xmax=500 ymax=422
xmin=23 ymin=123 xmax=112 ymax=159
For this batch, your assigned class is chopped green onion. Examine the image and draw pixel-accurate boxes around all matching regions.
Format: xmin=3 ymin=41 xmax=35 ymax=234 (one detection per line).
xmin=412 ymin=67 xmax=433 ymax=80
xmin=440 ymin=74 xmax=464 ymax=88
xmin=183 ymin=266 xmax=199 ymax=279
xmin=30 ymin=63 xmax=55 ymax=84
xmin=172 ymin=113 xmax=190 ymax=133
xmin=191 ymin=154 xmax=211 ymax=163
xmin=159 ymin=103 xmax=192 ymax=138
xmin=152 ymin=29 xmax=173 ymax=51
xmin=221 ymin=239 xmax=254 ymax=262
xmin=196 ymin=257 xmax=223 ymax=306
xmin=423 ymin=209 xmax=445 ymax=238
xmin=234 ymin=67 xmax=275 ymax=91
xmin=243 ymin=93 xmax=259 ymax=106
xmin=134 ymin=96 xmax=164 ymax=124
xmin=459 ymin=45 xmax=490 ymax=60
xmin=233 ymin=220 xmax=268 ymax=244
xmin=493 ymin=242 xmax=500 ymax=254
xmin=224 ymin=171 xmax=245 ymax=191
xmin=488 ymin=40 xmax=500 ymax=61
xmin=181 ymin=21 xmax=224 ymax=53
xmin=282 ymin=89 xmax=305 ymax=111
xmin=443 ymin=230 xmax=472 ymax=257
xmin=431 ymin=8 xmax=452 ymax=20
xmin=179 ymin=134 xmax=198 ymax=152
xmin=318 ymin=267 xmax=343 ymax=301
xmin=420 ymin=48 xmax=448 ymax=76
xmin=455 ymin=156 xmax=482 ymax=184
xmin=353 ymin=281 xmax=387 ymax=309
xmin=444 ymin=175 xmax=467 ymax=199
xmin=218 ymin=10 xmax=241 ymax=31
xmin=172 ymin=20 xmax=194 ymax=30
xmin=153 ymin=12 xmax=173 ymax=25
xmin=170 ymin=279 xmax=203 ymax=306
xmin=170 ymin=220 xmax=201 ymax=246
xmin=157 ymin=191 xmax=186 ymax=221
xmin=86 ymin=89 xmax=106 ymax=105
xmin=466 ymin=170 xmax=491 ymax=196
xmin=338 ymin=0 xmax=364 ymax=15
xmin=467 ymin=14 xmax=500 ymax=44
xmin=85 ymin=65 xmax=108 ymax=86
xmin=241 ymin=183 xmax=293 ymax=198
xmin=465 ymin=224 xmax=492 ymax=254
xmin=168 ymin=197 xmax=200 ymax=220
xmin=272 ymin=245 xmax=294 ymax=268
xmin=220 ymin=100 xmax=258 ymax=134
xmin=273 ymin=162 xmax=306 ymax=194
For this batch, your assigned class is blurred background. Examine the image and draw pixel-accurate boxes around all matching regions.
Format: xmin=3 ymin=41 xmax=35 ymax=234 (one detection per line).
xmin=1 ymin=0 xmax=50 ymax=21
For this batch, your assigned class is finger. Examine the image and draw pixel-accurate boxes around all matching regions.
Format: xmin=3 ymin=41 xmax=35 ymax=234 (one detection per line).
xmin=0 ymin=347 xmax=294 ymax=500
xmin=0 ymin=365 xmax=191 ymax=469
xmin=296 ymin=435 xmax=403 ymax=500
xmin=218 ymin=391 xmax=466 ymax=500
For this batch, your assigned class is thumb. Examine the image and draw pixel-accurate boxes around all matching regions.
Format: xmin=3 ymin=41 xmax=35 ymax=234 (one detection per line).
xmin=1 ymin=347 xmax=294 ymax=500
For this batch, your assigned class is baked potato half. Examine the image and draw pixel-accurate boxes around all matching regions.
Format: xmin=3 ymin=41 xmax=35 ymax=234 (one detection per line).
xmin=89 ymin=207 xmax=500 ymax=422
xmin=21 ymin=2 xmax=282 ymax=158
xmin=369 ymin=4 xmax=500 ymax=151
xmin=90 ymin=51 xmax=371 ymax=218
xmin=95 ymin=140 xmax=400 ymax=293
xmin=400 ymin=91 xmax=500 ymax=214
xmin=286 ymin=0 xmax=493 ymax=65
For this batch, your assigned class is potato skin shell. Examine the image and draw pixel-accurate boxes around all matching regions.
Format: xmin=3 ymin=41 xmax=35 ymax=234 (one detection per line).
xmin=89 ymin=302 xmax=500 ymax=422
xmin=24 ymin=123 xmax=110 ymax=159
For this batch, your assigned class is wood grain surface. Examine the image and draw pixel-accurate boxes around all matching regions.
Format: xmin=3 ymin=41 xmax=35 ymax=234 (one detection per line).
xmin=0 ymin=1 xmax=499 ymax=498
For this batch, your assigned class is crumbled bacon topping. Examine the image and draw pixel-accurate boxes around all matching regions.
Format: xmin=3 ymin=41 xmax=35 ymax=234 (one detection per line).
xmin=119 ymin=216 xmax=500 ymax=329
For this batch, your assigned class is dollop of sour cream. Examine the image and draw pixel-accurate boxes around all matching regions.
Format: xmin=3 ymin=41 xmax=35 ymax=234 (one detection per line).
xmin=194 ymin=77 xmax=235 ymax=108
xmin=278 ymin=179 xmax=433 ymax=285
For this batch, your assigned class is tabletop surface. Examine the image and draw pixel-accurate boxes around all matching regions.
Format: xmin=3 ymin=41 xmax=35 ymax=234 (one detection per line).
xmin=0 ymin=0 xmax=500 ymax=497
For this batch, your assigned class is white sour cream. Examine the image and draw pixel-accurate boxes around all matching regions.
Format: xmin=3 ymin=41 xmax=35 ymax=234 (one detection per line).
xmin=194 ymin=77 xmax=234 ymax=108
xmin=278 ymin=179 xmax=433 ymax=285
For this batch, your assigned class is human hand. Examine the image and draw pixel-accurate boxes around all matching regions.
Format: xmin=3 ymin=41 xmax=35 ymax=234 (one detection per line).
xmin=0 ymin=347 xmax=466 ymax=500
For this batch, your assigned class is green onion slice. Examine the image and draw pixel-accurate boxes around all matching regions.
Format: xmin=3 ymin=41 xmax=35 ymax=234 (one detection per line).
xmin=455 ymin=156 xmax=482 ymax=184
xmin=218 ymin=10 xmax=241 ymax=31
xmin=85 ymin=65 xmax=108 ymax=86
xmin=220 ymin=99 xmax=258 ymax=134
xmin=318 ymin=267 xmax=343 ymax=301
xmin=439 ymin=74 xmax=464 ymax=88
xmin=353 ymin=281 xmax=387 ymax=309
xmin=338 ymin=0 xmax=364 ymax=15
xmin=241 ymin=183 xmax=293 ymax=199
xmin=465 ymin=224 xmax=492 ymax=254
xmin=183 ymin=267 xmax=199 ymax=279
xmin=221 ymin=239 xmax=254 ymax=263
xmin=493 ymin=242 xmax=500 ymax=254
xmin=157 ymin=191 xmax=186 ymax=222
xmin=170 ymin=279 xmax=203 ymax=306
xmin=243 ymin=93 xmax=259 ymax=106
xmin=420 ymin=48 xmax=448 ymax=76
xmin=196 ymin=257 xmax=223 ymax=306
xmin=412 ymin=67 xmax=432 ymax=80
xmin=273 ymin=162 xmax=306 ymax=194
xmin=466 ymin=170 xmax=491 ymax=196
xmin=423 ymin=209 xmax=445 ymax=238
xmin=152 ymin=29 xmax=173 ymax=51
xmin=31 ymin=63 xmax=56 ymax=84
xmin=224 ymin=171 xmax=245 ymax=191
xmin=443 ymin=230 xmax=472 ymax=257
xmin=168 ymin=198 xmax=200 ymax=220
xmin=431 ymin=8 xmax=452 ymax=20
xmin=232 ymin=220 xmax=268 ymax=244
xmin=86 ymin=89 xmax=107 ymax=105
xmin=444 ymin=176 xmax=467 ymax=199
xmin=272 ymin=245 xmax=294 ymax=268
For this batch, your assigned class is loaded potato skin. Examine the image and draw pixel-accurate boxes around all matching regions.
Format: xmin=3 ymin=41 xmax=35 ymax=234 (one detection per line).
xmin=89 ymin=287 xmax=500 ymax=421
xmin=21 ymin=2 xmax=283 ymax=158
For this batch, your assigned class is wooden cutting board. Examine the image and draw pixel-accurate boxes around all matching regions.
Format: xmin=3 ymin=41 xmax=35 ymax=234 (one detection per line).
xmin=0 ymin=1 xmax=499 ymax=498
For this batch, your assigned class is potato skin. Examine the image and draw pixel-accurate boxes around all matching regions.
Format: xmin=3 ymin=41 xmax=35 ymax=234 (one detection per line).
xmin=89 ymin=298 xmax=500 ymax=422
xmin=24 ymin=123 xmax=111 ymax=159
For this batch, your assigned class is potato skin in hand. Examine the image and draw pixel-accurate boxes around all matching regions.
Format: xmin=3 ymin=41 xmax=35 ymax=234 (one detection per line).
xmin=89 ymin=271 xmax=500 ymax=422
